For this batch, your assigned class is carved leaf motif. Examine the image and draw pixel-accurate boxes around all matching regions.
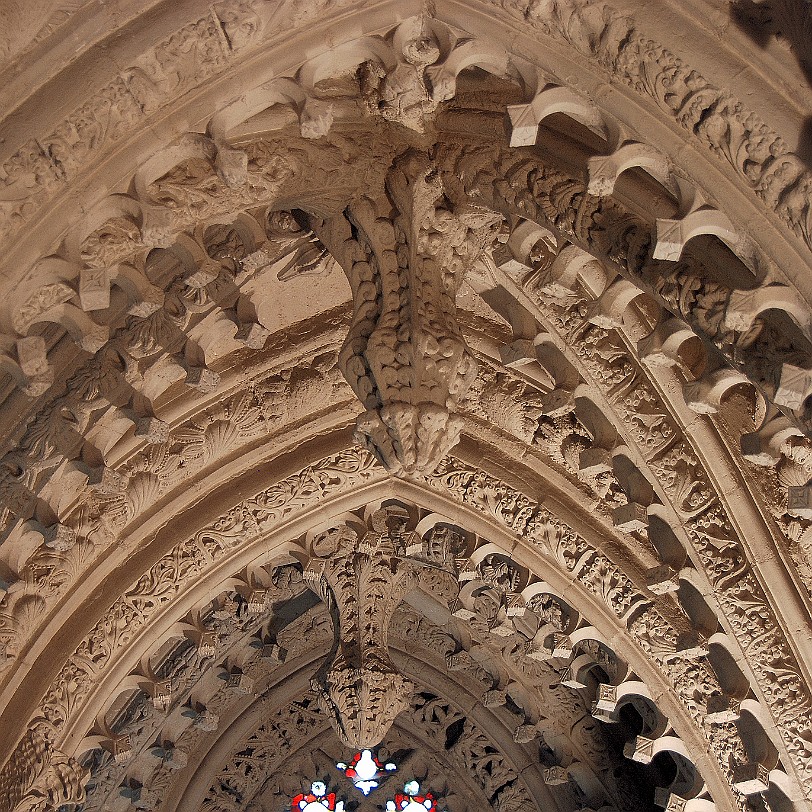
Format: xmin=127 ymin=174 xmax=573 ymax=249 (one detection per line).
xmin=12 ymin=282 xmax=75 ymax=334
xmin=0 ymin=725 xmax=88 ymax=812
xmin=79 ymin=217 xmax=142 ymax=269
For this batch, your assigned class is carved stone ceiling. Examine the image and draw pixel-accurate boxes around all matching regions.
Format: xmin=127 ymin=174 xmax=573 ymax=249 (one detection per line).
xmin=0 ymin=3 xmax=811 ymax=812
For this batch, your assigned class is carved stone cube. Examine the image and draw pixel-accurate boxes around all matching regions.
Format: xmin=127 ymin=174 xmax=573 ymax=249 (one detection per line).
xmin=79 ymin=267 xmax=111 ymax=311
xmin=514 ymin=723 xmax=539 ymax=743
xmin=450 ymin=600 xmax=476 ymax=622
xmin=652 ymin=218 xmax=684 ymax=261
xmin=774 ymin=364 xmax=812 ymax=411
xmin=260 ymin=643 xmax=286 ymax=663
xmin=446 ymin=651 xmax=474 ymax=671
xmin=560 ymin=666 xmax=588 ymax=690
xmin=213 ymin=596 xmax=241 ymax=619
xmin=456 ymin=559 xmax=478 ymax=581
xmin=88 ymin=465 xmax=126 ymax=494
xmin=653 ymin=789 xmax=686 ymax=811
xmin=226 ymin=672 xmax=254 ymax=695
xmin=185 ymin=261 xmax=220 ymax=289
xmin=127 ymin=287 xmax=164 ymax=318
xmin=506 ymin=103 xmax=540 ymax=147
xmin=191 ymin=709 xmax=219 ymax=732
xmin=244 ymin=589 xmax=269 ymax=614
xmin=526 ymin=640 xmax=553 ymax=661
xmin=482 ymin=689 xmax=507 ymax=707
xmin=36 ymin=522 xmax=77 ymax=552
xmin=215 ymin=147 xmax=248 ymax=188
xmin=105 ymin=735 xmax=132 ymax=764
xmin=732 ymin=762 xmax=769 ymax=795
xmin=740 ymin=432 xmax=780 ymax=466
xmin=490 ymin=619 xmax=516 ymax=637
xmin=149 ymin=679 xmax=172 ymax=711
xmin=240 ymin=249 xmax=273 ymax=276
xmin=135 ymin=417 xmax=170 ymax=444
xmin=134 ymin=786 xmax=160 ymax=810
xmin=645 ymin=565 xmax=680 ymax=594
xmin=612 ymin=502 xmax=648 ymax=532
xmin=705 ymin=693 xmax=741 ymax=723
xmin=185 ymin=367 xmax=220 ymax=393
xmin=623 ymin=735 xmax=655 ymax=764
xmin=160 ymin=746 xmax=188 ymax=771
xmin=578 ymin=447 xmax=613 ymax=476
xmin=299 ymin=98 xmax=334 ymax=140
xmin=193 ymin=631 xmax=217 ymax=658
xmin=585 ymin=299 xmax=620 ymax=330
xmin=590 ymin=699 xmax=617 ymax=723
xmin=541 ymin=388 xmax=575 ymax=417
xmin=15 ymin=336 xmax=48 ymax=377
xmin=550 ymin=634 xmax=573 ymax=660
xmin=787 ymin=486 xmax=812 ymax=519
xmin=542 ymin=765 xmax=569 ymax=785
xmin=674 ymin=631 xmax=709 ymax=659
xmin=506 ymin=592 xmax=526 ymax=617
xmin=499 ymin=339 xmax=537 ymax=368
xmin=236 ymin=322 xmax=270 ymax=350
xmin=595 ymin=683 xmax=618 ymax=710
xmin=141 ymin=206 xmax=176 ymax=248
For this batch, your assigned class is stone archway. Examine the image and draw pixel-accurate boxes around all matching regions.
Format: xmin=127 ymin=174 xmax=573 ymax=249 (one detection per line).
xmin=0 ymin=3 xmax=811 ymax=812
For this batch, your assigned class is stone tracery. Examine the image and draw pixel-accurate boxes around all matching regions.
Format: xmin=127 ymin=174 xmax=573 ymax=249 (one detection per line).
xmin=0 ymin=3 xmax=810 ymax=812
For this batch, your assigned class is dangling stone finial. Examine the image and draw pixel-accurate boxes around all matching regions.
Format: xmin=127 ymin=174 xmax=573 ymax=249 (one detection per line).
xmin=304 ymin=507 xmax=458 ymax=748
xmin=311 ymin=151 xmax=502 ymax=477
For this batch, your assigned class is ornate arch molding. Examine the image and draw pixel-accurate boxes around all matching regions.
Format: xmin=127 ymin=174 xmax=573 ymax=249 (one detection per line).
xmin=0 ymin=482 xmax=748 ymax=812
xmin=0 ymin=434 xmax=805 ymax=812
xmin=0 ymin=0 xmax=810 ymax=270
xmin=0 ymin=4 xmax=811 ymax=812
xmin=0 ymin=2 xmax=810 ymax=411
xmin=1 ymin=120 xmax=810 ymax=780
xmin=1 ymin=186 xmax=812 ymax=804
xmin=174 ymin=649 xmax=616 ymax=812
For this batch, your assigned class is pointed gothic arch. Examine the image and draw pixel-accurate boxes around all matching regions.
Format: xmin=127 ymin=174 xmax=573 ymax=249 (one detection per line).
xmin=0 ymin=2 xmax=810 ymax=812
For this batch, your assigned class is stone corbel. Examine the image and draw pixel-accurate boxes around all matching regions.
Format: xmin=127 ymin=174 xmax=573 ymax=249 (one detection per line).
xmin=586 ymin=142 xmax=673 ymax=198
xmin=654 ymin=205 xmax=765 ymax=285
xmin=507 ymin=86 xmax=605 ymax=147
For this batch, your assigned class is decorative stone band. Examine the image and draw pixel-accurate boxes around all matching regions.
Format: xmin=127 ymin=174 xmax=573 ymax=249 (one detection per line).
xmin=0 ymin=449 xmax=761 ymax=812
xmin=491 ymin=232 xmax=812 ymax=797
xmin=0 ymin=2 xmax=809 ymax=263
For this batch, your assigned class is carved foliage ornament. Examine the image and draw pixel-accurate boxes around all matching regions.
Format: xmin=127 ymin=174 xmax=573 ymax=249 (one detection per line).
xmin=311 ymin=150 xmax=502 ymax=476
xmin=304 ymin=506 xmax=458 ymax=748
xmin=0 ymin=724 xmax=88 ymax=812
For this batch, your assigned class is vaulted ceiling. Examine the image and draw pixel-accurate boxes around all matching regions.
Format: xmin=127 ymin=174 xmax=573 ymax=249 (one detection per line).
xmin=0 ymin=2 xmax=811 ymax=812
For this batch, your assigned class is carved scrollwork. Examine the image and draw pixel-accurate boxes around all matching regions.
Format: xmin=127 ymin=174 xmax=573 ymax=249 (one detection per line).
xmin=305 ymin=506 xmax=458 ymax=747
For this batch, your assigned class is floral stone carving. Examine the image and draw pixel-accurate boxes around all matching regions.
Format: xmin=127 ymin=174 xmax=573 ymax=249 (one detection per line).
xmin=311 ymin=150 xmax=502 ymax=477
xmin=304 ymin=506 xmax=457 ymax=747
